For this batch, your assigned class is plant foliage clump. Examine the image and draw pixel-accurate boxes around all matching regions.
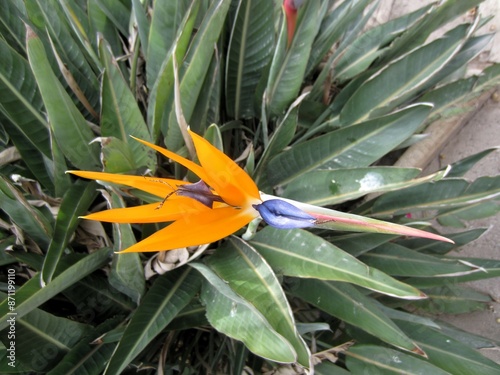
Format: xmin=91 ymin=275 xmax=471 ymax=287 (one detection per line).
xmin=0 ymin=0 xmax=500 ymax=374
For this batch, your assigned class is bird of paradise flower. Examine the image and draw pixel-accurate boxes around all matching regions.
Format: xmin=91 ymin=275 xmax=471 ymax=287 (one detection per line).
xmin=69 ymin=130 xmax=452 ymax=253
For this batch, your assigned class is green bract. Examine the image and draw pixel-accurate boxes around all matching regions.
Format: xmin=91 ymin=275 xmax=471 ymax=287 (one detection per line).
xmin=0 ymin=0 xmax=499 ymax=373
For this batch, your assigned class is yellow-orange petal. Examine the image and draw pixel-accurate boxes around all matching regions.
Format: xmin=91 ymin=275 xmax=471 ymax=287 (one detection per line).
xmin=188 ymin=130 xmax=260 ymax=206
xmin=81 ymin=198 xmax=210 ymax=223
xmin=130 ymin=136 xmax=212 ymax=184
xmin=68 ymin=170 xmax=188 ymax=198
xmin=118 ymin=207 xmax=258 ymax=252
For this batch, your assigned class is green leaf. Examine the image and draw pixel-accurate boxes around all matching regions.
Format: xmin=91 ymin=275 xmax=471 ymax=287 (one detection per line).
xmin=0 ymin=175 xmax=53 ymax=248
xmin=283 ymin=167 xmax=421 ymax=206
xmin=333 ymin=5 xmax=431 ymax=84
xmin=99 ymin=38 xmax=155 ymax=172
xmin=359 ymin=243 xmax=477 ymax=277
xmin=206 ymin=237 xmax=311 ymax=368
xmin=306 ymin=0 xmax=373 ymax=77
xmin=225 ymin=0 xmax=274 ymax=119
xmin=0 ymin=39 xmax=54 ymax=190
xmin=291 ymin=279 xmax=421 ymax=354
xmin=94 ymin=0 xmax=131 ymax=36
xmin=250 ymin=227 xmax=424 ymax=299
xmin=164 ymin=0 xmax=231 ymax=151
xmin=26 ymin=26 xmax=101 ymax=170
xmin=398 ymin=321 xmax=500 ymax=375
xmin=345 ymin=345 xmax=451 ymax=375
xmin=25 ymin=0 xmax=101 ymax=114
xmin=339 ymin=25 xmax=469 ymax=126
xmin=266 ymin=0 xmax=321 ymax=116
xmin=191 ymin=262 xmax=297 ymax=363
xmin=438 ymin=200 xmax=500 ymax=227
xmin=46 ymin=316 xmax=123 ymax=375
xmin=104 ymin=267 xmax=200 ymax=375
xmin=131 ymin=0 xmax=149 ymax=54
xmin=146 ymin=0 xmax=189 ymax=88
xmin=445 ymin=148 xmax=499 ymax=178
xmin=107 ymin=191 xmax=145 ymax=304
xmin=254 ymin=92 xmax=306 ymax=186
xmin=0 ymin=296 xmax=92 ymax=373
xmin=268 ymin=104 xmax=432 ymax=187
xmin=0 ymin=247 xmax=112 ymax=329
xmin=368 ymin=177 xmax=500 ymax=217
xmin=147 ymin=0 xmax=198 ymax=140
xmin=0 ymin=0 xmax=26 ymax=53
xmin=411 ymin=285 xmax=491 ymax=314
xmin=99 ymin=137 xmax=137 ymax=173
xmin=41 ymin=180 xmax=98 ymax=285
xmin=407 ymin=258 xmax=500 ymax=288
xmin=380 ymin=0 xmax=484 ymax=63
xmin=329 ymin=232 xmax=397 ymax=257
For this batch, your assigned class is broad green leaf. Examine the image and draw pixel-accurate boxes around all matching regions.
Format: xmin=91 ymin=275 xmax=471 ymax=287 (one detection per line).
xmin=368 ymin=177 xmax=500 ymax=217
xmin=315 ymin=361 xmax=351 ymax=375
xmin=0 ymin=175 xmax=52 ymax=248
xmin=191 ymin=262 xmax=297 ymax=363
xmin=104 ymin=268 xmax=200 ymax=375
xmin=164 ymin=0 xmax=231 ymax=151
xmin=108 ymin=190 xmax=145 ymax=304
xmin=99 ymin=38 xmax=155 ymax=172
xmin=345 ymin=345 xmax=451 ymax=375
xmin=254 ymin=92 xmax=307 ymax=186
xmin=266 ymin=1 xmax=321 ymax=116
xmin=0 ymin=247 xmax=112 ymax=329
xmin=26 ymin=26 xmax=100 ymax=170
xmin=250 ymin=227 xmax=424 ymax=299
xmin=445 ymin=148 xmax=499 ymax=178
xmin=146 ymin=0 xmax=189 ymax=88
xmin=436 ymin=321 xmax=500 ymax=350
xmin=306 ymin=0 xmax=373 ymax=77
xmin=291 ymin=279 xmax=421 ymax=354
xmin=283 ymin=167 xmax=421 ymax=206
xmin=225 ymin=0 xmax=274 ymax=119
xmin=203 ymin=124 xmax=224 ymax=152
xmin=99 ymin=137 xmax=137 ymax=173
xmin=0 ymin=0 xmax=26 ymax=53
xmin=398 ymin=321 xmax=500 ymax=375
xmin=41 ymin=180 xmax=98 ymax=285
xmin=268 ymin=104 xmax=432 ymax=187
xmin=379 ymin=0 xmax=484 ymax=63
xmin=206 ymin=237 xmax=311 ymax=368
xmin=329 ymin=232 xmax=397 ymax=257
xmin=0 ymin=293 xmax=91 ymax=373
xmin=46 ymin=316 xmax=123 ymax=375
xmin=88 ymin=0 xmax=123 ymax=61
xmin=147 ymin=1 xmax=198 ymax=140
xmin=25 ymin=0 xmax=100 ymax=115
xmin=359 ymin=243 xmax=477 ymax=277
xmin=411 ymin=285 xmax=491 ymax=314
xmin=339 ymin=25 xmax=468 ymax=126
xmin=50 ymin=129 xmax=72 ymax=197
xmin=438 ymin=200 xmax=500 ymax=227
xmin=189 ymin=48 xmax=222 ymax=134
xmin=0 ymin=39 xmax=55 ymax=190
xmin=94 ymin=0 xmax=131 ymax=36
xmin=425 ymin=31 xmax=493 ymax=88
xmin=131 ymin=0 xmax=149 ymax=53
xmin=333 ymin=5 xmax=431 ymax=84
xmin=407 ymin=258 xmax=500 ymax=288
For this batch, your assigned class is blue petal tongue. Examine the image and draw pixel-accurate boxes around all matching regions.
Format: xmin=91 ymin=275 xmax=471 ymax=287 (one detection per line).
xmin=253 ymin=199 xmax=316 ymax=229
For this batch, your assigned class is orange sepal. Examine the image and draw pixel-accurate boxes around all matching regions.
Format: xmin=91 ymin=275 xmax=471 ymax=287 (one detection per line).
xmin=68 ymin=170 xmax=187 ymax=198
xmin=118 ymin=207 xmax=257 ymax=252
xmin=188 ymin=130 xmax=260 ymax=206
xmin=81 ymin=198 xmax=210 ymax=224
